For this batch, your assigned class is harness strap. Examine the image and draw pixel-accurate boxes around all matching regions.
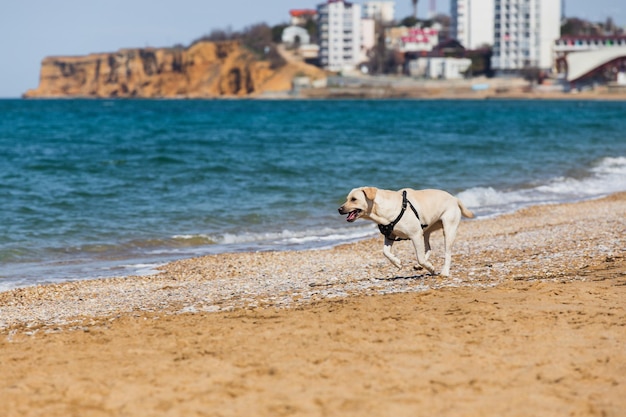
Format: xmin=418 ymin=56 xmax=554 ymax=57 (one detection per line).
xmin=378 ymin=191 xmax=428 ymax=241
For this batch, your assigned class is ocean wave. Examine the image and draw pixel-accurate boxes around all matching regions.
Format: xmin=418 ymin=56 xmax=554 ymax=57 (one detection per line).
xmin=176 ymin=224 xmax=379 ymax=251
xmin=458 ymin=156 xmax=626 ymax=217
xmin=127 ymin=225 xmax=378 ymax=260
xmin=171 ymin=235 xmax=217 ymax=245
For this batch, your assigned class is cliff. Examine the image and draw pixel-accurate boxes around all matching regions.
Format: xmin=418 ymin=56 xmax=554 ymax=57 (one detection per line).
xmin=23 ymin=41 xmax=325 ymax=98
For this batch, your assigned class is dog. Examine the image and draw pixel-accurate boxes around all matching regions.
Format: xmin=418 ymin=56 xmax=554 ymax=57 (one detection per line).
xmin=338 ymin=187 xmax=474 ymax=277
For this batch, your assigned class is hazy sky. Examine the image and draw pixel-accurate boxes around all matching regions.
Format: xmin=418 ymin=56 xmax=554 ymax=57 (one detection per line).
xmin=1 ymin=0 xmax=623 ymax=97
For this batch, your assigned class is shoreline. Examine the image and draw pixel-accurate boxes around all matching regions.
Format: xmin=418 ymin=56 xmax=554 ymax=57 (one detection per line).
xmin=1 ymin=192 xmax=624 ymax=331
xmin=1 ymin=193 xmax=625 ymax=416
xmin=16 ymin=91 xmax=626 ymax=101
xmin=1 ymin=189 xmax=623 ymax=293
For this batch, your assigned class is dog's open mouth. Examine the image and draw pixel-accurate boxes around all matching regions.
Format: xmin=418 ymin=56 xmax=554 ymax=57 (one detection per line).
xmin=346 ymin=209 xmax=361 ymax=222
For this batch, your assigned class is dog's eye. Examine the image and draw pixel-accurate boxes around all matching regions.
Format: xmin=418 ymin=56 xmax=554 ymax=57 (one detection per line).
xmin=350 ymin=197 xmax=357 ymax=202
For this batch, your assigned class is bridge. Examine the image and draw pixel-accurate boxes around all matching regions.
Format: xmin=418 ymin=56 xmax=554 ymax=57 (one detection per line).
xmin=566 ymin=46 xmax=626 ymax=83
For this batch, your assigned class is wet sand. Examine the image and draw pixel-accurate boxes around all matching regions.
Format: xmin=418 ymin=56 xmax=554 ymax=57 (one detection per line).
xmin=1 ymin=193 xmax=625 ymax=417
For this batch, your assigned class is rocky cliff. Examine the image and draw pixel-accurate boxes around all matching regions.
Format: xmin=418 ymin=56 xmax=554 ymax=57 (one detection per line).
xmin=23 ymin=41 xmax=324 ymax=98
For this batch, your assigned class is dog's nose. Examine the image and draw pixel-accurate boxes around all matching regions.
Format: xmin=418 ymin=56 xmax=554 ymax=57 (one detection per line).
xmin=338 ymin=207 xmax=344 ymax=214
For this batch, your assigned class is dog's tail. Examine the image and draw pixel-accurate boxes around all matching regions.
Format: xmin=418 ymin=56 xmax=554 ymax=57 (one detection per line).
xmin=457 ymin=199 xmax=475 ymax=218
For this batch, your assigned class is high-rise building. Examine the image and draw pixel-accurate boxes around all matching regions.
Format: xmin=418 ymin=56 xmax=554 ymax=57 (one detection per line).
xmin=317 ymin=0 xmax=362 ymax=71
xmin=492 ymin=0 xmax=561 ymax=72
xmin=451 ymin=0 xmax=561 ymax=73
xmin=362 ymin=1 xmax=396 ymax=23
xmin=450 ymin=0 xmax=494 ymax=50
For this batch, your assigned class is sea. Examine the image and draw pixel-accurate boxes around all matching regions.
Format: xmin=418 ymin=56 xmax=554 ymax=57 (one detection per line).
xmin=1 ymin=98 xmax=625 ymax=291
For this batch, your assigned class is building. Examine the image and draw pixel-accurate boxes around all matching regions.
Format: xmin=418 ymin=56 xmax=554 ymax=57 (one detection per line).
xmin=451 ymin=0 xmax=561 ymax=74
xmin=362 ymin=1 xmax=395 ymax=23
xmin=386 ymin=26 xmax=440 ymax=53
xmin=408 ymin=57 xmax=472 ymax=79
xmin=491 ymin=0 xmax=561 ymax=73
xmin=317 ymin=0 xmax=362 ymax=72
xmin=289 ymin=9 xmax=317 ymax=26
xmin=282 ymin=26 xmax=311 ymax=46
xmin=396 ymin=27 xmax=440 ymax=53
xmin=450 ymin=0 xmax=494 ymax=50
xmin=361 ymin=18 xmax=377 ymax=64
xmin=285 ymin=9 xmax=319 ymax=63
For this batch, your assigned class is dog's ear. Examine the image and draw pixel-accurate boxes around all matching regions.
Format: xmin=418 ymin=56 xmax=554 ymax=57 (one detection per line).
xmin=361 ymin=187 xmax=377 ymax=201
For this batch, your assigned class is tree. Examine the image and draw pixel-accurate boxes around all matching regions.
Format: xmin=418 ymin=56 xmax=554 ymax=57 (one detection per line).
xmin=367 ymin=20 xmax=399 ymax=74
xmin=411 ymin=0 xmax=419 ymax=19
xmin=521 ymin=66 xmax=541 ymax=85
xmin=271 ymin=24 xmax=288 ymax=43
xmin=401 ymin=16 xmax=419 ymax=27
xmin=304 ymin=17 xmax=319 ymax=44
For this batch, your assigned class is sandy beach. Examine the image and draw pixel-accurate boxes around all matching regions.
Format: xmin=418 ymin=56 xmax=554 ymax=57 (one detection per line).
xmin=1 ymin=193 xmax=625 ymax=416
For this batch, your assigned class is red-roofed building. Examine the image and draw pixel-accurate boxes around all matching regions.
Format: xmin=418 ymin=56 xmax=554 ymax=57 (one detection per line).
xmin=289 ymin=9 xmax=317 ymax=26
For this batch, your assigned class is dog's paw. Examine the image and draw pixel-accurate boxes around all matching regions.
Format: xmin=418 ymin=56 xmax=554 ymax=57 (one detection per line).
xmin=390 ymin=259 xmax=402 ymax=269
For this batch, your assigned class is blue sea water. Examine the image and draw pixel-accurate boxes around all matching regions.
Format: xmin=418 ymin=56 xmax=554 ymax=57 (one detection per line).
xmin=1 ymin=98 xmax=625 ymax=290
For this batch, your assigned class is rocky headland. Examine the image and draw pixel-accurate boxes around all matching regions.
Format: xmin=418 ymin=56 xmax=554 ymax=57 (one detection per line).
xmin=23 ymin=41 xmax=326 ymax=99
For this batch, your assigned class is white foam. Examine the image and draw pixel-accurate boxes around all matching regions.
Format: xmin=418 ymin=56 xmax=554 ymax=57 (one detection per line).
xmin=217 ymin=225 xmax=377 ymax=247
xmin=172 ymin=234 xmax=211 ymax=240
xmin=458 ymin=156 xmax=626 ymax=217
xmin=116 ymin=263 xmax=164 ymax=276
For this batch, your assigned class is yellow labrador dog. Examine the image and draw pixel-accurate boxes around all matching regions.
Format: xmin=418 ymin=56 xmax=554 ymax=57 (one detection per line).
xmin=338 ymin=187 xmax=474 ymax=276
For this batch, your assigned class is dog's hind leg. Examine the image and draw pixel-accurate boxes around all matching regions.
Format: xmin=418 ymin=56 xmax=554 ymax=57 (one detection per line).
xmin=440 ymin=215 xmax=461 ymax=277
xmin=383 ymin=237 xmax=402 ymax=268
xmin=422 ymin=222 xmax=442 ymax=264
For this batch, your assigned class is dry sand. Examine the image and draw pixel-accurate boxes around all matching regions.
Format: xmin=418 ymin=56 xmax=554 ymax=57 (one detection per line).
xmin=1 ymin=193 xmax=625 ymax=417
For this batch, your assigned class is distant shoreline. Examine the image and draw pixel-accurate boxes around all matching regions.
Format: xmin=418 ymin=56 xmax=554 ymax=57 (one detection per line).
xmin=17 ymin=85 xmax=626 ymax=101
xmin=14 ymin=92 xmax=626 ymax=101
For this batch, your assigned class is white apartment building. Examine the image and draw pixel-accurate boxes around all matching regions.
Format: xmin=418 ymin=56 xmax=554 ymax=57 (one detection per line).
xmin=491 ymin=0 xmax=561 ymax=72
xmin=451 ymin=0 xmax=561 ymax=73
xmin=317 ymin=0 xmax=362 ymax=72
xmin=362 ymin=1 xmax=395 ymax=23
xmin=450 ymin=0 xmax=494 ymax=50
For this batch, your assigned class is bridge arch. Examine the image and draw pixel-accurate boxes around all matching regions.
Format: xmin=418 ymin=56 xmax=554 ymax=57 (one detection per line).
xmin=566 ymin=47 xmax=626 ymax=83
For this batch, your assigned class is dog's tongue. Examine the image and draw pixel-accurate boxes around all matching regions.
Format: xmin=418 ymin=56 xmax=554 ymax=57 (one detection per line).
xmin=347 ymin=210 xmax=358 ymax=222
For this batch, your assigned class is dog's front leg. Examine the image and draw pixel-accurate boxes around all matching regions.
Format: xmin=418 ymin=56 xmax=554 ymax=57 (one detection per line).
xmin=411 ymin=237 xmax=436 ymax=275
xmin=423 ymin=229 xmax=432 ymax=262
xmin=383 ymin=237 xmax=402 ymax=268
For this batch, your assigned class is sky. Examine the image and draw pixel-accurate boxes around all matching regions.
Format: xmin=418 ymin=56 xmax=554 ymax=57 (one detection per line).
xmin=1 ymin=0 xmax=624 ymax=98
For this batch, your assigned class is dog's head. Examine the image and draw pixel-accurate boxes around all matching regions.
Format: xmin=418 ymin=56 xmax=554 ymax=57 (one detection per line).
xmin=338 ymin=187 xmax=377 ymax=222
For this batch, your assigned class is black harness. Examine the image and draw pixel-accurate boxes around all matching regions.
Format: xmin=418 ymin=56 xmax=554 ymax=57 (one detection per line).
xmin=378 ymin=191 xmax=428 ymax=241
